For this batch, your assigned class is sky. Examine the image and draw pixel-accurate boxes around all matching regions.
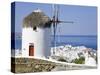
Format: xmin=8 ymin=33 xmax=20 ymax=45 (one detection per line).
xmin=13 ymin=2 xmax=97 ymax=35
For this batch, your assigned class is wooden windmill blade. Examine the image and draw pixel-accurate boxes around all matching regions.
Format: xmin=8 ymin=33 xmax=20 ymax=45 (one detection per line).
xmin=51 ymin=4 xmax=74 ymax=55
xmin=58 ymin=21 xmax=74 ymax=23
xmin=56 ymin=5 xmax=74 ymax=24
xmin=52 ymin=4 xmax=56 ymax=53
xmin=52 ymin=4 xmax=56 ymax=21
xmin=52 ymin=4 xmax=60 ymax=53
xmin=56 ymin=5 xmax=59 ymax=22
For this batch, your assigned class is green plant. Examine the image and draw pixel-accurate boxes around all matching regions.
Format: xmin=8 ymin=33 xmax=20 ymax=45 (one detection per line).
xmin=72 ymin=57 xmax=85 ymax=64
xmin=58 ymin=58 xmax=67 ymax=62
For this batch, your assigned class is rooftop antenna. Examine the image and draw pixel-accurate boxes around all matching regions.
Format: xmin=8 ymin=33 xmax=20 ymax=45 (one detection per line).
xmin=51 ymin=4 xmax=74 ymax=55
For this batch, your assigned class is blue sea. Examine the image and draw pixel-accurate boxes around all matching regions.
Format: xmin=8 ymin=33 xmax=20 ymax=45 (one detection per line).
xmin=12 ymin=35 xmax=97 ymax=50
xmin=51 ymin=35 xmax=97 ymax=50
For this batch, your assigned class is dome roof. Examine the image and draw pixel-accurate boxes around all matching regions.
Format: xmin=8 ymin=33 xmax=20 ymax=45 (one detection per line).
xmin=23 ymin=9 xmax=51 ymax=28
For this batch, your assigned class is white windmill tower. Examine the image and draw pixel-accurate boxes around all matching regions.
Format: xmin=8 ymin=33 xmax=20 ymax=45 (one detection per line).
xmin=22 ymin=4 xmax=73 ymax=58
xmin=22 ymin=9 xmax=51 ymax=58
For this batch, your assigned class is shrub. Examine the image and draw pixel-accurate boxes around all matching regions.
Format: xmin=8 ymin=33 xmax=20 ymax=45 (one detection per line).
xmin=58 ymin=58 xmax=67 ymax=62
xmin=72 ymin=57 xmax=85 ymax=64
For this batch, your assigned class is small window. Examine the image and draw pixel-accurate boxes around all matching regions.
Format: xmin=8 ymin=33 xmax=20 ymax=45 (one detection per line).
xmin=33 ymin=26 xmax=37 ymax=31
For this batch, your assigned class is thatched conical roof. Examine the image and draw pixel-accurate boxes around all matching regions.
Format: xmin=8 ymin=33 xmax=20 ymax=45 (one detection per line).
xmin=23 ymin=9 xmax=51 ymax=28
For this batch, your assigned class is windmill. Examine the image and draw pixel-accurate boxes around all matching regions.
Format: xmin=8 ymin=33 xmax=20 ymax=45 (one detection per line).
xmin=50 ymin=4 xmax=74 ymax=55
xmin=21 ymin=3 xmax=73 ymax=58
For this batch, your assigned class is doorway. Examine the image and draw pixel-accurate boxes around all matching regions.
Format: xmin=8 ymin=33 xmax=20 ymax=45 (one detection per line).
xmin=29 ymin=43 xmax=34 ymax=56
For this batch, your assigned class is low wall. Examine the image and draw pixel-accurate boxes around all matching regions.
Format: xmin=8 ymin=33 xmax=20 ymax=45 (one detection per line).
xmin=11 ymin=57 xmax=97 ymax=73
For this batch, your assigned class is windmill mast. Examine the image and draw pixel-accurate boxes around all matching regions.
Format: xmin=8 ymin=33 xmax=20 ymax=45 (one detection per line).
xmin=52 ymin=4 xmax=58 ymax=55
xmin=51 ymin=4 xmax=74 ymax=56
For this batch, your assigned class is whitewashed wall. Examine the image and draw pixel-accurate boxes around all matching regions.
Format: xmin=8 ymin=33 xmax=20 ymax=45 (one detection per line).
xmin=22 ymin=27 xmax=51 ymax=58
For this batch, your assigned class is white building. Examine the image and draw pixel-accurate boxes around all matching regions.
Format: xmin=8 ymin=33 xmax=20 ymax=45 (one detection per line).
xmin=22 ymin=9 xmax=51 ymax=58
xmin=50 ymin=45 xmax=97 ymax=65
xmin=84 ymin=49 xmax=96 ymax=66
